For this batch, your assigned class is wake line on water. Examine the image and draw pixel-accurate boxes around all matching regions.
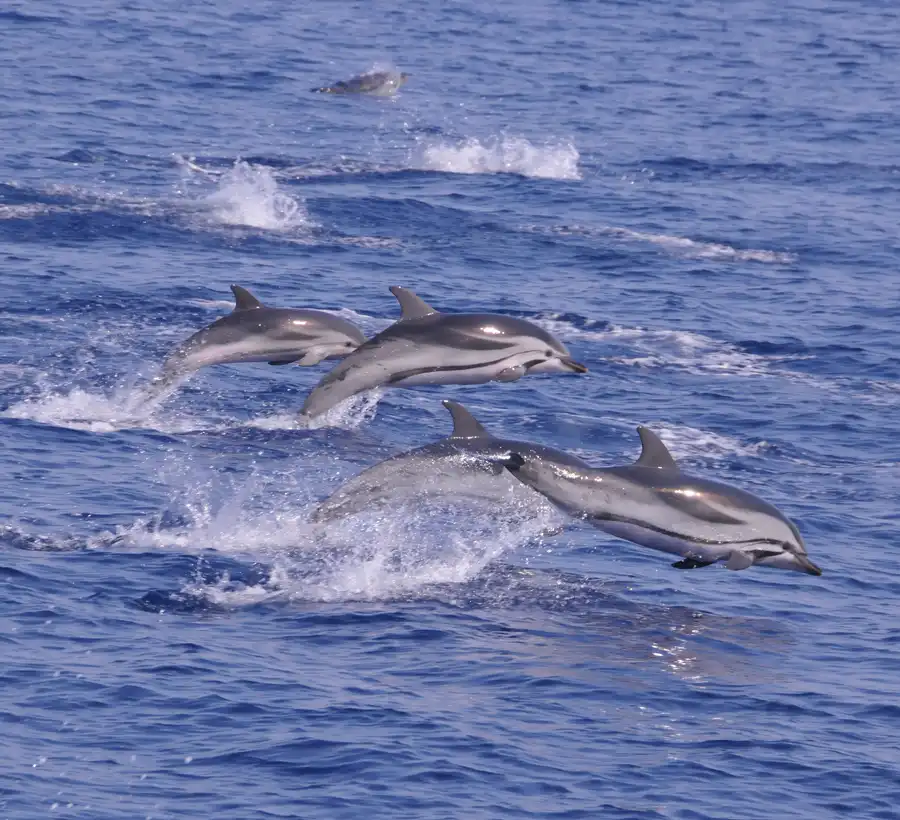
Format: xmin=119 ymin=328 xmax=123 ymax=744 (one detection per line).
xmin=411 ymin=135 xmax=581 ymax=180
xmin=525 ymin=224 xmax=797 ymax=264
xmin=0 ymin=160 xmax=316 ymax=236
xmin=1 ymin=380 xmax=382 ymax=434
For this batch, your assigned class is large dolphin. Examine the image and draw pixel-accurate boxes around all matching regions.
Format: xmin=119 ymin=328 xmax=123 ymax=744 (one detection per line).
xmin=312 ymin=70 xmax=409 ymax=96
xmin=299 ymin=287 xmax=587 ymax=420
xmin=502 ymin=427 xmax=822 ymax=576
xmin=311 ymin=399 xmax=583 ymax=524
xmin=151 ymin=285 xmax=367 ymax=389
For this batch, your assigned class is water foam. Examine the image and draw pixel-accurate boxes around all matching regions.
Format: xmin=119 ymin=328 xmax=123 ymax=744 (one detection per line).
xmin=195 ymin=160 xmax=314 ymax=231
xmin=192 ymin=501 xmax=557 ymax=604
xmin=413 ymin=136 xmax=581 ymax=180
xmin=650 ymin=424 xmax=769 ymax=460
xmin=2 ymin=378 xmax=207 ymax=434
xmin=293 ymin=389 xmax=385 ymax=431
xmin=101 ymin=467 xmax=562 ymax=605
xmin=534 ymin=316 xmax=790 ymax=378
xmin=530 ymin=224 xmax=796 ymax=264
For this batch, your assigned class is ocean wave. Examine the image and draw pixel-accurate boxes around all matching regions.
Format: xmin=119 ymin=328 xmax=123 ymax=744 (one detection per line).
xmin=526 ymin=224 xmax=796 ymax=263
xmin=411 ymin=136 xmax=581 ymax=180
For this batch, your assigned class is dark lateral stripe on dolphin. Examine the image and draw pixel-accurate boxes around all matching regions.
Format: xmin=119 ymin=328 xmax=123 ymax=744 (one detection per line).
xmin=387 ymin=356 xmax=515 ymax=383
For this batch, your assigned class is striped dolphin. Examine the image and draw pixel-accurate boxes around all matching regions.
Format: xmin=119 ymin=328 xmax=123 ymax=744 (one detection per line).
xmin=299 ymin=287 xmax=587 ymax=420
xmin=151 ymin=285 xmax=367 ymax=389
xmin=502 ymin=427 xmax=822 ymax=576
xmin=311 ymin=399 xmax=582 ymax=524
xmin=311 ymin=70 xmax=409 ymax=96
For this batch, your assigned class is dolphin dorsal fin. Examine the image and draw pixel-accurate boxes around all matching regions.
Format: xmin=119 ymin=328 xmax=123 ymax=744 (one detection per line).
xmin=231 ymin=284 xmax=263 ymax=311
xmin=636 ymin=426 xmax=678 ymax=470
xmin=389 ymin=286 xmax=438 ymax=320
xmin=443 ymin=400 xmax=489 ymax=438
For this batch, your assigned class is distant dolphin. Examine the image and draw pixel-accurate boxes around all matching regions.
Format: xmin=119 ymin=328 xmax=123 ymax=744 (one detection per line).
xmin=311 ymin=399 xmax=578 ymax=524
xmin=150 ymin=285 xmax=367 ymax=390
xmin=312 ymin=70 xmax=409 ymax=96
xmin=299 ymin=287 xmax=587 ymax=420
xmin=502 ymin=428 xmax=822 ymax=576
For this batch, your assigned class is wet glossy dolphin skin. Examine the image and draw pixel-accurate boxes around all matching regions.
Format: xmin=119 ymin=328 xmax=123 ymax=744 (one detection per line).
xmin=311 ymin=70 xmax=409 ymax=96
xmin=299 ymin=286 xmax=587 ymax=420
xmin=152 ymin=285 xmax=367 ymax=387
xmin=503 ymin=427 xmax=822 ymax=576
xmin=311 ymin=399 xmax=587 ymax=523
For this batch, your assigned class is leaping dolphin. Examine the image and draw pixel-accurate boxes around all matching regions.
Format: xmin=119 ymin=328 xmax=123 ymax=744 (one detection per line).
xmin=502 ymin=427 xmax=822 ymax=576
xmin=151 ymin=285 xmax=367 ymax=390
xmin=311 ymin=399 xmax=583 ymax=524
xmin=312 ymin=70 xmax=409 ymax=96
xmin=299 ymin=287 xmax=587 ymax=420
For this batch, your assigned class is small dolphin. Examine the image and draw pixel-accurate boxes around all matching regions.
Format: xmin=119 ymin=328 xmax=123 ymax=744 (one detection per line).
xmin=312 ymin=70 xmax=409 ymax=96
xmin=311 ymin=399 xmax=580 ymax=523
xmin=152 ymin=285 xmax=367 ymax=388
xmin=299 ymin=287 xmax=587 ymax=420
xmin=503 ymin=427 xmax=822 ymax=576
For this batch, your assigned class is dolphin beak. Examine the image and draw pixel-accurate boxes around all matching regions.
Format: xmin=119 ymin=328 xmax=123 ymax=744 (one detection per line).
xmin=796 ymin=555 xmax=823 ymax=576
xmin=562 ymin=358 xmax=588 ymax=374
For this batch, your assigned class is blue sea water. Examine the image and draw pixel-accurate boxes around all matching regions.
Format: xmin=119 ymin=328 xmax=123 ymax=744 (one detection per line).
xmin=2 ymin=0 xmax=899 ymax=817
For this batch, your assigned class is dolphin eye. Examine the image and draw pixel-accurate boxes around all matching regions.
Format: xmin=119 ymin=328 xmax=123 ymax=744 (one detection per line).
xmin=545 ymin=349 xmax=554 ymax=357
xmin=345 ymin=341 xmax=355 ymax=347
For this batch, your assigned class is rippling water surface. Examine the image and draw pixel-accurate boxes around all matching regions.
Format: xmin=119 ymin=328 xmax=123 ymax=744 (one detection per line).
xmin=2 ymin=1 xmax=899 ymax=818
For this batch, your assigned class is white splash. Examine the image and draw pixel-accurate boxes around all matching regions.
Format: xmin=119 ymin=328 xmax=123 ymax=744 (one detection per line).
xmin=413 ymin=136 xmax=581 ymax=180
xmin=528 ymin=224 xmax=796 ymax=264
xmin=294 ymin=389 xmax=385 ymax=431
xmin=2 ymin=379 xmax=207 ymax=434
xmin=198 ymin=160 xmax=314 ymax=231
xmin=114 ymin=484 xmax=561 ymax=605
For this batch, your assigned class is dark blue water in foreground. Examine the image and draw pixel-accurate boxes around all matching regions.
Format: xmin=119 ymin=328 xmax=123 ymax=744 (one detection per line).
xmin=2 ymin=1 xmax=899 ymax=817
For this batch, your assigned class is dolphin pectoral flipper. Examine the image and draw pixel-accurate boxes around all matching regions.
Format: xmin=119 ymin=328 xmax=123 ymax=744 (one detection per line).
xmin=725 ymin=550 xmax=755 ymax=571
xmin=496 ymin=366 xmax=526 ymax=382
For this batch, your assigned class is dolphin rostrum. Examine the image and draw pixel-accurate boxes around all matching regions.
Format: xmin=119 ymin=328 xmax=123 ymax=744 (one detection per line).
xmin=311 ymin=70 xmax=409 ymax=96
xmin=502 ymin=427 xmax=822 ymax=576
xmin=311 ymin=399 xmax=584 ymax=525
xmin=151 ymin=285 xmax=367 ymax=389
xmin=299 ymin=287 xmax=587 ymax=420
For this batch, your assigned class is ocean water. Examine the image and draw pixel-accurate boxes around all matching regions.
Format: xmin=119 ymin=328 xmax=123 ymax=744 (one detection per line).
xmin=1 ymin=0 xmax=899 ymax=817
